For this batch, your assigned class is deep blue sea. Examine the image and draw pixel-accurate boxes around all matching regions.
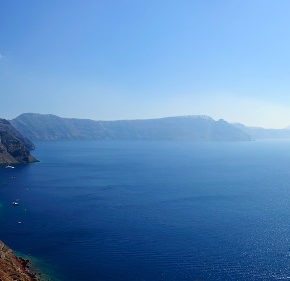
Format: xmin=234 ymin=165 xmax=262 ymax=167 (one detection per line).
xmin=0 ymin=140 xmax=290 ymax=281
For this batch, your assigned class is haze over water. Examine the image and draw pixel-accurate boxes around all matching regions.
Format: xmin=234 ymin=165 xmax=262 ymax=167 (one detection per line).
xmin=0 ymin=140 xmax=290 ymax=280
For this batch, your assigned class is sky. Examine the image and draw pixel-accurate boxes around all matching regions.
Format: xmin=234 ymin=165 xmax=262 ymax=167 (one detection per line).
xmin=1 ymin=0 xmax=290 ymax=128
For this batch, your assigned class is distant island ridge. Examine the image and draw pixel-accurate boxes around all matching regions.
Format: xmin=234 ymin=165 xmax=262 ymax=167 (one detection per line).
xmin=10 ymin=113 xmax=290 ymax=142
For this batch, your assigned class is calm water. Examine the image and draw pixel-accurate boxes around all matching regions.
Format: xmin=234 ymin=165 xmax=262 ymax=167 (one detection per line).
xmin=0 ymin=140 xmax=290 ymax=281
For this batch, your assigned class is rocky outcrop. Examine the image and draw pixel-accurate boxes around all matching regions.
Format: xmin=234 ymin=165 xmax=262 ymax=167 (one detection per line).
xmin=0 ymin=119 xmax=34 ymax=150
xmin=0 ymin=119 xmax=38 ymax=164
xmin=0 ymin=241 xmax=38 ymax=281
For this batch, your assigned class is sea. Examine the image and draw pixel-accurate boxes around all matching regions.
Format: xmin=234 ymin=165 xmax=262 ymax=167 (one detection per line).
xmin=0 ymin=140 xmax=290 ymax=281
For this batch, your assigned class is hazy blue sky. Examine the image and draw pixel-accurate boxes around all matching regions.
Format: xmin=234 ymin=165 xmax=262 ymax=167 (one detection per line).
xmin=1 ymin=0 xmax=290 ymax=128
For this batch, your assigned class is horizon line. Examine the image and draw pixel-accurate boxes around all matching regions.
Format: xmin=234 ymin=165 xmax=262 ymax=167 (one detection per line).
xmin=10 ymin=112 xmax=290 ymax=130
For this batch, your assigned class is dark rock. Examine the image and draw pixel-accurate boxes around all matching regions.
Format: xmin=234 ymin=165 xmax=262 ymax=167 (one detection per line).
xmin=0 ymin=119 xmax=38 ymax=164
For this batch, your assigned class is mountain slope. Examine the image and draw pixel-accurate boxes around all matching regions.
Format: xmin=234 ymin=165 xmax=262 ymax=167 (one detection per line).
xmin=0 ymin=119 xmax=37 ymax=164
xmin=0 ymin=241 xmax=38 ymax=280
xmin=0 ymin=119 xmax=35 ymax=150
xmin=11 ymin=113 xmax=252 ymax=142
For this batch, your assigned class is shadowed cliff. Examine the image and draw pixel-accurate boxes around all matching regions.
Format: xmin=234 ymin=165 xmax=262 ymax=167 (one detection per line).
xmin=0 ymin=119 xmax=38 ymax=164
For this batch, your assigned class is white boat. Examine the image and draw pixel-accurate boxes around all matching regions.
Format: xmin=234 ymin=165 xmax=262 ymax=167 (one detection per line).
xmin=5 ymin=165 xmax=15 ymax=169
xmin=12 ymin=202 xmax=19 ymax=206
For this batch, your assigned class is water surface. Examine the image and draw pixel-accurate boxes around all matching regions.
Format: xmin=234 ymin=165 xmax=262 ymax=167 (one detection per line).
xmin=0 ymin=140 xmax=290 ymax=280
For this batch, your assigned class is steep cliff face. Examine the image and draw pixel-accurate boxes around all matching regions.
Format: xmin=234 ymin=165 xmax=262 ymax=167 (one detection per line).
xmin=11 ymin=113 xmax=252 ymax=141
xmin=0 ymin=119 xmax=34 ymax=150
xmin=0 ymin=241 xmax=38 ymax=281
xmin=0 ymin=119 xmax=38 ymax=164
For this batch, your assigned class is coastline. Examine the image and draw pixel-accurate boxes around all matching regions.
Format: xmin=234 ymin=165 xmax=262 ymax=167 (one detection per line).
xmin=0 ymin=240 xmax=40 ymax=281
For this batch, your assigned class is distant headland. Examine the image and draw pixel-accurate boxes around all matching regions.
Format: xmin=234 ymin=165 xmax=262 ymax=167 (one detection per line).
xmin=9 ymin=113 xmax=290 ymax=142
xmin=11 ymin=113 xmax=251 ymax=142
xmin=0 ymin=119 xmax=38 ymax=164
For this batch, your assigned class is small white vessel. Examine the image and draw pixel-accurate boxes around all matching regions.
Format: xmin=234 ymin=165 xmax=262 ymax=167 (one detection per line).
xmin=12 ymin=202 xmax=19 ymax=206
xmin=5 ymin=165 xmax=15 ymax=169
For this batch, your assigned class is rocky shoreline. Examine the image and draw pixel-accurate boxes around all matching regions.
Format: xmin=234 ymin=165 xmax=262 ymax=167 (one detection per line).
xmin=0 ymin=240 xmax=40 ymax=281
xmin=0 ymin=120 xmax=42 ymax=280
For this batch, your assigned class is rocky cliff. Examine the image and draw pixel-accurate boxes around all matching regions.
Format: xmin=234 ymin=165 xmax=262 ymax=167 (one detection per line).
xmin=0 ymin=119 xmax=38 ymax=164
xmin=11 ymin=113 xmax=252 ymax=142
xmin=0 ymin=241 xmax=38 ymax=281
